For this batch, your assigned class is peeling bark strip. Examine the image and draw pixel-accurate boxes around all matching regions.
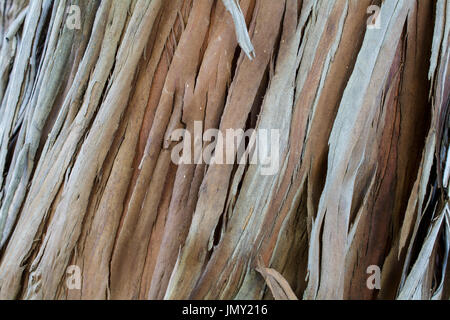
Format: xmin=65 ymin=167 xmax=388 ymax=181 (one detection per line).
xmin=0 ymin=0 xmax=449 ymax=300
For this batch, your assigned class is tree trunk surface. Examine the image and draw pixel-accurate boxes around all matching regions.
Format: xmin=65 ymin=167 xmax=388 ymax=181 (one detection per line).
xmin=0 ymin=0 xmax=449 ymax=300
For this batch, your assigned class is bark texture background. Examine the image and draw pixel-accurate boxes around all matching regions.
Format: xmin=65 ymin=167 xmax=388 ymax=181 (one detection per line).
xmin=0 ymin=0 xmax=449 ymax=300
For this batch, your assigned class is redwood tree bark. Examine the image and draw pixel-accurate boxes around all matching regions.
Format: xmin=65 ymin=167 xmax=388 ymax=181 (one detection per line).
xmin=0 ymin=0 xmax=449 ymax=300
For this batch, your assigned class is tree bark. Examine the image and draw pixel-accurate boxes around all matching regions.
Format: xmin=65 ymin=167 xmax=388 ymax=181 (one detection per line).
xmin=0 ymin=0 xmax=449 ymax=300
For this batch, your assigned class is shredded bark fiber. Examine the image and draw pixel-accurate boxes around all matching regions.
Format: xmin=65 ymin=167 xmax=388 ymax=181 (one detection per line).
xmin=0 ymin=0 xmax=449 ymax=300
